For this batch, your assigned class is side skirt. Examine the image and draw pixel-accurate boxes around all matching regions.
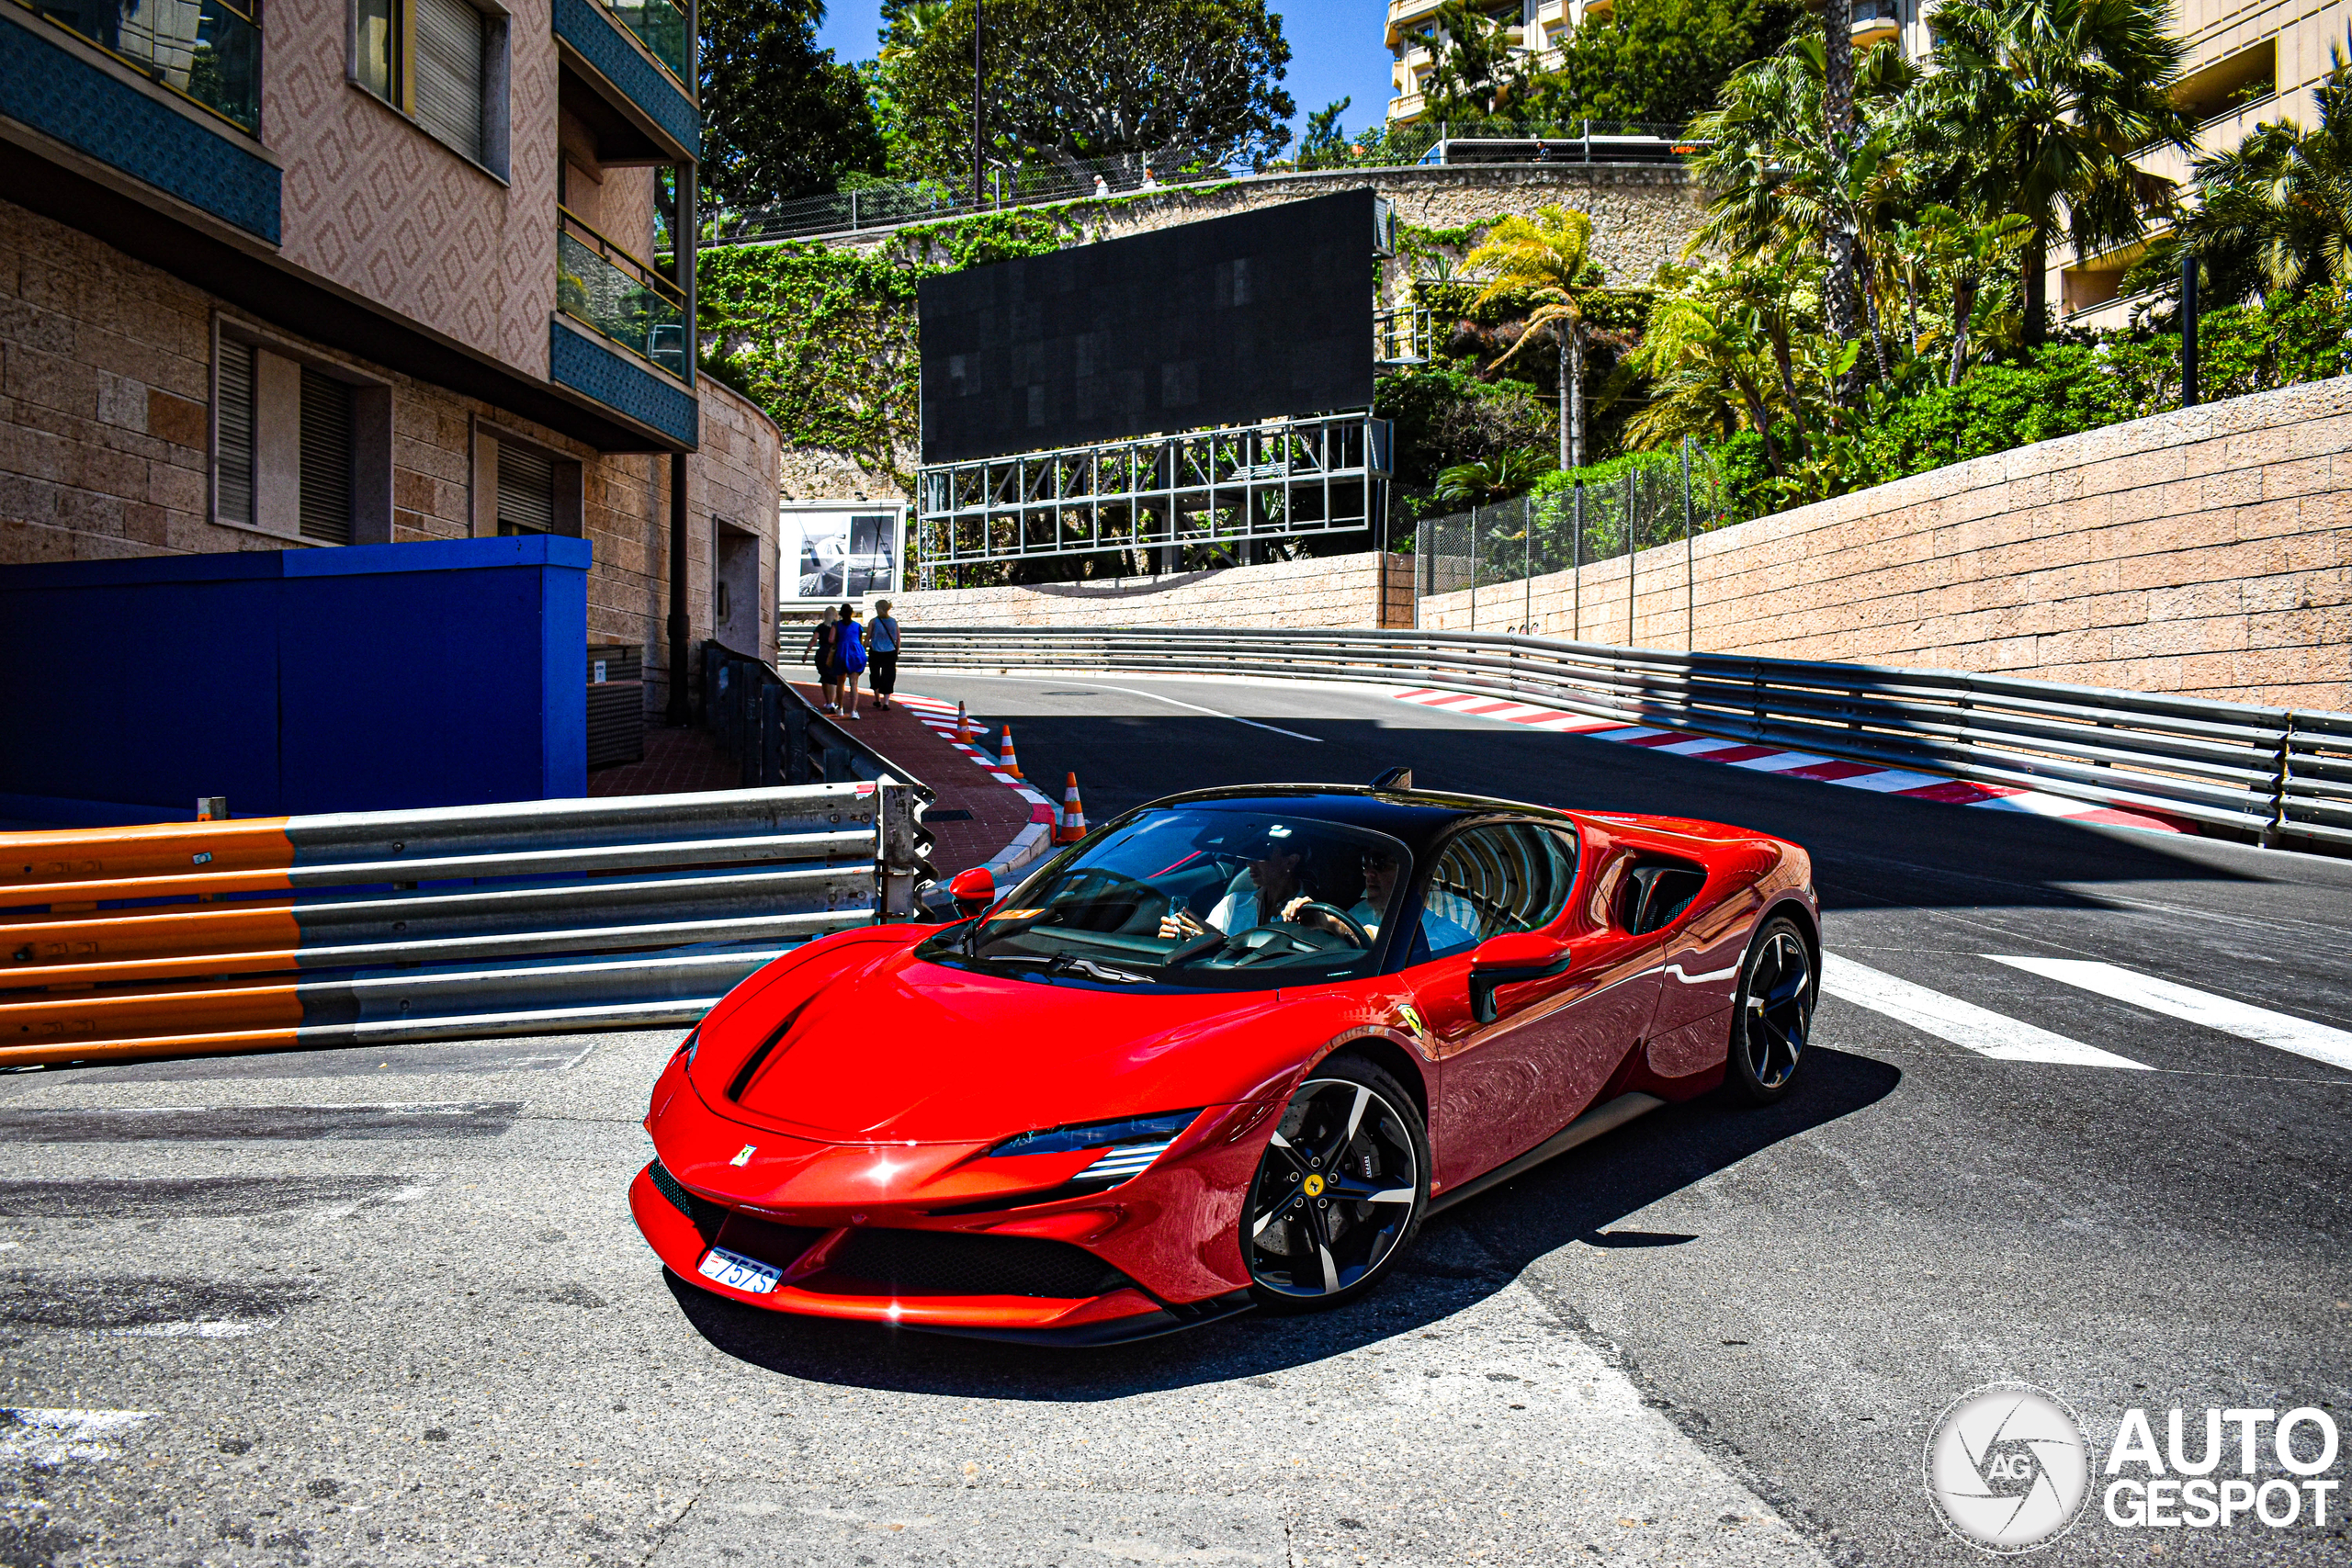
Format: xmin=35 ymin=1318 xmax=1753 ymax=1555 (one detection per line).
xmin=1429 ymin=1092 xmax=1668 ymax=1215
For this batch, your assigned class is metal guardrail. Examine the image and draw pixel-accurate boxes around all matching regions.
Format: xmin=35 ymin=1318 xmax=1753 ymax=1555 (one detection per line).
xmin=1 ymin=782 xmax=927 ymax=1068
xmin=900 ymin=626 xmax=2352 ymax=852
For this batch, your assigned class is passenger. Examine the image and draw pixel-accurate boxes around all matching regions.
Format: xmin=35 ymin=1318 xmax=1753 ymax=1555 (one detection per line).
xmin=1301 ymin=845 xmax=1477 ymax=953
xmin=1157 ymin=825 xmax=1310 ymax=941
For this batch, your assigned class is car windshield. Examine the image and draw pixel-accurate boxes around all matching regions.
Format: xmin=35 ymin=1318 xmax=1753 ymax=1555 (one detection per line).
xmin=917 ymin=808 xmax=1416 ymax=992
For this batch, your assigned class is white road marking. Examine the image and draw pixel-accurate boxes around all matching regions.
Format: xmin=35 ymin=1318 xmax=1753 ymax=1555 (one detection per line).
xmin=1984 ymin=956 xmax=2352 ymax=1074
xmin=112 ymin=1320 xmax=262 ymax=1338
xmin=1821 ymin=954 xmax=2151 ymax=1069
xmin=1035 ymin=682 xmax=1324 ymax=742
xmin=0 ymin=1408 xmax=156 ymax=1466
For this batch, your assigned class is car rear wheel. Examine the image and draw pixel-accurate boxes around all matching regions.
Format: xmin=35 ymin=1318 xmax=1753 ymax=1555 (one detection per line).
xmin=1243 ymin=1055 xmax=1429 ymax=1313
xmin=1728 ymin=916 xmax=1815 ymax=1104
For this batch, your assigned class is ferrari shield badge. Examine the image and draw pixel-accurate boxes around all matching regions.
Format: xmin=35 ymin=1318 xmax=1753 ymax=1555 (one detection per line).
xmin=730 ymin=1144 xmax=756 ymax=1167
xmin=1396 ymin=1002 xmax=1427 ymax=1037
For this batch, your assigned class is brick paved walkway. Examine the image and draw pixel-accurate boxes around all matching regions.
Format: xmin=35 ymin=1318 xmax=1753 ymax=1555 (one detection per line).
xmin=787 ymin=686 xmax=1039 ymax=875
xmin=586 ymin=726 xmax=738 ymax=796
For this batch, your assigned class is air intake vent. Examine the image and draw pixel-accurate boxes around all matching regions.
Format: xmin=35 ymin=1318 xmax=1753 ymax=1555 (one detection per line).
xmin=830 ymin=1229 xmax=1132 ymax=1299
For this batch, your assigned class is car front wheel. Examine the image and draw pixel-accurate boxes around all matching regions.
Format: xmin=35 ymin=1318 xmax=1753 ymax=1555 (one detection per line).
xmin=1243 ymin=1055 xmax=1429 ymax=1313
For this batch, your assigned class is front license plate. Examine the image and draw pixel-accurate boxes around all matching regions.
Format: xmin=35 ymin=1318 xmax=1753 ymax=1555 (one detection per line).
xmin=697 ymin=1246 xmax=782 ymax=1295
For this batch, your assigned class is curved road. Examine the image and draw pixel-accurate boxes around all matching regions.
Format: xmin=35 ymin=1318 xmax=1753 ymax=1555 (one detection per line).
xmin=2 ymin=671 xmax=2346 ymax=1567
xmin=910 ymin=670 xmax=2352 ymax=1565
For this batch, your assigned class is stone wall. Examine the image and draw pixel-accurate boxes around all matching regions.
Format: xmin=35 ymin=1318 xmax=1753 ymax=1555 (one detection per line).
xmin=1417 ymin=376 xmax=2352 ymax=711
xmin=837 ymin=164 xmax=1706 ymax=296
xmin=891 ymin=552 xmax=1398 ymax=631
xmin=0 ymin=195 xmax=783 ymax=716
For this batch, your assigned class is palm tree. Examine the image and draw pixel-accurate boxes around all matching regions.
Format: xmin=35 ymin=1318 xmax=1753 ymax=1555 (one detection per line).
xmin=1625 ymin=257 xmax=1826 ymax=473
xmin=1926 ymin=0 xmax=2196 ymax=344
xmin=1434 ymin=449 xmax=1553 ymax=504
xmin=1461 ymin=207 xmax=1601 ymax=468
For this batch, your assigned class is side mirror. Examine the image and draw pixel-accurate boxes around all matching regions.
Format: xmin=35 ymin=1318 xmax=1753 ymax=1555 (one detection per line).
xmin=1466 ymin=931 xmax=1574 ymax=1024
xmin=948 ymin=866 xmax=995 ymax=918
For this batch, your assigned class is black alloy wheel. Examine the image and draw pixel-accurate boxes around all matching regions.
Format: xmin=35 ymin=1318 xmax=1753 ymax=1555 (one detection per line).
xmin=1243 ymin=1056 xmax=1429 ymax=1312
xmin=1728 ymin=916 xmax=1815 ymax=1104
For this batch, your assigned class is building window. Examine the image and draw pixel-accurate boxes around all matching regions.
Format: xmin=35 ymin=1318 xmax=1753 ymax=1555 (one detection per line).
xmin=212 ymin=321 xmax=393 ymax=544
xmin=495 ymin=439 xmax=555 ymax=534
xmin=216 ymin=338 xmax=257 ymax=525
xmin=351 ymin=0 xmax=509 ymax=175
xmin=298 ymin=368 xmax=356 ymax=545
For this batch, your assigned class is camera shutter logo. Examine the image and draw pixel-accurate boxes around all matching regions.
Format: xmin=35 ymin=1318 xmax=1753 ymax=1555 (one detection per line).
xmin=1925 ymin=1383 xmax=2091 ymax=1553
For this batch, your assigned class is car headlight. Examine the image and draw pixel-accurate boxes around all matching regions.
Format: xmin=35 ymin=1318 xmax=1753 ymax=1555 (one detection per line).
xmin=675 ymin=1027 xmax=699 ymax=1067
xmin=988 ymin=1110 xmax=1202 ymax=1182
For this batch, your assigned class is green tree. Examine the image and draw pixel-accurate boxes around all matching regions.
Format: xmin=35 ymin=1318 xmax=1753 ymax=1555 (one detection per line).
xmin=1926 ymin=0 xmax=2195 ymax=344
xmin=1461 ymin=207 xmax=1602 ymax=468
xmin=1434 ymin=449 xmax=1553 ymax=503
xmin=1520 ymin=0 xmax=1803 ymax=126
xmin=1299 ymin=96 xmax=1352 ymax=168
xmin=1420 ymin=1 xmax=1527 ymax=121
xmin=699 ymin=0 xmax=885 ymax=211
xmin=890 ymin=0 xmax=1295 ymax=186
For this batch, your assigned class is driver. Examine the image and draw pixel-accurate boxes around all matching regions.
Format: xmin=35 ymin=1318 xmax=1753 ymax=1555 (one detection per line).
xmin=1157 ymin=824 xmax=1313 ymax=941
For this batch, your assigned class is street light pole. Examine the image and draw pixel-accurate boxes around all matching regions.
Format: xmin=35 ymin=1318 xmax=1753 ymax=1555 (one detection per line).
xmin=972 ymin=2 xmax=984 ymax=209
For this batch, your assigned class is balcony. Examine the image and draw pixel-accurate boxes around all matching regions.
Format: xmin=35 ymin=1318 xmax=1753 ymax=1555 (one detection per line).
xmin=1851 ymin=0 xmax=1900 ymax=47
xmin=556 ymin=206 xmax=686 ymax=379
xmin=594 ymin=0 xmax=686 ymax=85
xmin=19 ymin=0 xmax=260 ymax=132
xmin=550 ymin=0 xmax=697 ymax=162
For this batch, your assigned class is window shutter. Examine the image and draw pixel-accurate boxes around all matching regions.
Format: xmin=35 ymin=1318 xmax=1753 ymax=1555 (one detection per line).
xmin=412 ymin=0 xmax=484 ymax=164
xmin=298 ymin=368 xmax=354 ymax=545
xmin=495 ymin=440 xmax=556 ymax=535
xmin=217 ymin=340 xmax=255 ymax=525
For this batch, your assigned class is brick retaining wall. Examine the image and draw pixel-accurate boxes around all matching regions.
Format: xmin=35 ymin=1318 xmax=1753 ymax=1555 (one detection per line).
xmin=1417 ymin=376 xmax=2352 ymax=710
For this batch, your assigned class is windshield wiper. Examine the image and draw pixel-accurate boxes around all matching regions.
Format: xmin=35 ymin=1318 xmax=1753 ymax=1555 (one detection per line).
xmin=1046 ymin=953 xmax=1148 ymax=985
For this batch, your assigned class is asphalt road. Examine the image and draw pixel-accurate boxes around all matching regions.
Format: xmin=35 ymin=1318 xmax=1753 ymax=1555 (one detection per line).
xmin=4 ymin=671 xmax=2348 ymax=1567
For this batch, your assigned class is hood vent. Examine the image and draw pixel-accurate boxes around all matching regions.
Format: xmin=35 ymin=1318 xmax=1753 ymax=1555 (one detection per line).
xmin=726 ymin=998 xmax=815 ymax=1103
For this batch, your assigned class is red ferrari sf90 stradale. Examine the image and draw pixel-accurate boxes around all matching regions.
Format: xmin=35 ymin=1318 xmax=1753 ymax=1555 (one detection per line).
xmin=631 ymin=777 xmax=1819 ymax=1344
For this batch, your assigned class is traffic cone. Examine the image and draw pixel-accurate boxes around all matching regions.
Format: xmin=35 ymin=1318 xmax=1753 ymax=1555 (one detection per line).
xmin=997 ymin=725 xmax=1021 ymax=778
xmin=956 ymin=702 xmax=974 ymax=744
xmin=1057 ymin=773 xmax=1087 ymax=843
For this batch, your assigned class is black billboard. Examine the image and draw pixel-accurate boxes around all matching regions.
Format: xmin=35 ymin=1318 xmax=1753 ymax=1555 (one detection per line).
xmin=917 ymin=190 xmax=1376 ymax=466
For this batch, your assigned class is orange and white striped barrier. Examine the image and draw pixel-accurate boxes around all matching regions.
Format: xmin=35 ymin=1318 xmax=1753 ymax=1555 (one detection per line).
xmin=1056 ymin=773 xmax=1087 ymax=843
xmin=997 ymin=725 xmax=1021 ymax=778
xmin=0 ymin=783 xmax=916 ymax=1068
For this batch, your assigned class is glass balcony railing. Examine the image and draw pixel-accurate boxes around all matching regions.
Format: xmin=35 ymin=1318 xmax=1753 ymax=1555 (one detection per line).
xmin=556 ymin=208 xmax=687 ymax=378
xmin=22 ymin=0 xmax=261 ymax=133
xmin=597 ymin=0 xmax=688 ymax=84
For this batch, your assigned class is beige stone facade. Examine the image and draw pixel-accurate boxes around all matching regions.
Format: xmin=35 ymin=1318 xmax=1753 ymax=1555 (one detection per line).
xmin=0 ymin=195 xmax=779 ymax=714
xmin=891 ymin=553 xmax=1408 ymax=632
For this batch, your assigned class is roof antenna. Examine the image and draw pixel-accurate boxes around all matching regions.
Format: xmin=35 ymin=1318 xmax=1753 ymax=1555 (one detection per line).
xmin=1370 ymin=766 xmax=1413 ymax=791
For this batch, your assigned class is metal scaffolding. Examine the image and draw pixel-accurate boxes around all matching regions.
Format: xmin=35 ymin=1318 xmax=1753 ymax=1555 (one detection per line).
xmin=915 ymin=411 xmax=1391 ymax=572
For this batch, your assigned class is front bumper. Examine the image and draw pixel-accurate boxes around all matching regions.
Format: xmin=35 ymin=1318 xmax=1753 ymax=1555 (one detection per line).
xmin=629 ymin=1162 xmax=1254 ymax=1345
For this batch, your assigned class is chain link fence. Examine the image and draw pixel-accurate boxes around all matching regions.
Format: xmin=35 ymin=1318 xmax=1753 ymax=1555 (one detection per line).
xmin=1409 ymin=446 xmax=1732 ymax=604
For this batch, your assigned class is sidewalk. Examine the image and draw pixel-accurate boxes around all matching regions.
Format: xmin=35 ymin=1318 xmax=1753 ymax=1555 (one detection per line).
xmin=787 ymin=686 xmax=1053 ymax=877
xmin=585 ymin=726 xmax=736 ymax=795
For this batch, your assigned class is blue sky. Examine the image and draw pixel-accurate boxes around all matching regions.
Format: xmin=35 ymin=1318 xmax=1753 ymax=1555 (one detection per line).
xmin=810 ymin=1 xmax=1397 ymax=157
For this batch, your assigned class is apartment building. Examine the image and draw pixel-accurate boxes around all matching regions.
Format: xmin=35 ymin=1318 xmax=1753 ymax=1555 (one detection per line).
xmin=0 ymin=0 xmax=780 ymax=714
xmin=2059 ymin=0 xmax=2342 ymax=321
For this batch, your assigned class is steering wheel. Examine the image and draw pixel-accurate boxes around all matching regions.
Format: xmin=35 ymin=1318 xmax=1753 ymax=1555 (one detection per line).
xmin=1289 ymin=900 xmax=1372 ymax=948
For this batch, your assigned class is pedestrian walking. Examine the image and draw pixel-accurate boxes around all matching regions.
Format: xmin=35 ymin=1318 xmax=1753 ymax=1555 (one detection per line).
xmin=802 ymin=605 xmax=842 ymax=712
xmin=866 ymin=599 xmax=901 ymax=711
xmin=836 ymin=602 xmax=868 ymax=719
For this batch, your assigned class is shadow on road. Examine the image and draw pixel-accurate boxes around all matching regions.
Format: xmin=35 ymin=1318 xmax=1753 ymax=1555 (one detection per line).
xmin=662 ymin=1046 xmax=1902 ymax=1400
